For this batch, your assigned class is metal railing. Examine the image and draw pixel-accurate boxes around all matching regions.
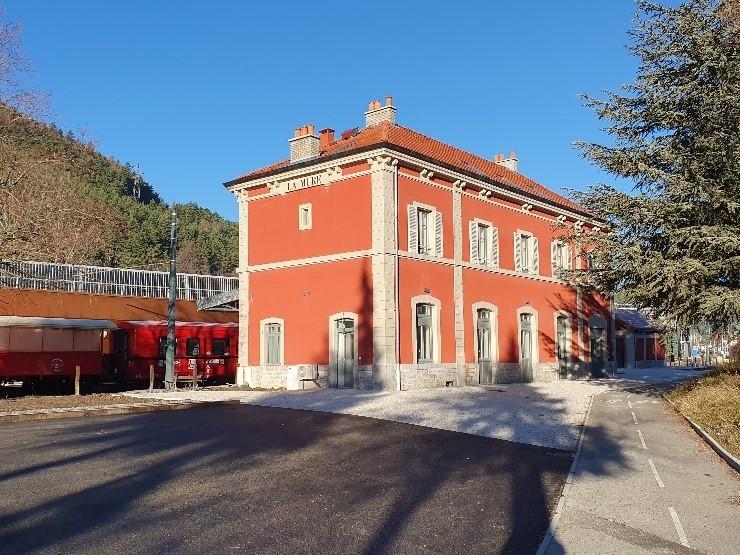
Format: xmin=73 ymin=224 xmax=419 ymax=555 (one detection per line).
xmin=0 ymin=260 xmax=238 ymax=301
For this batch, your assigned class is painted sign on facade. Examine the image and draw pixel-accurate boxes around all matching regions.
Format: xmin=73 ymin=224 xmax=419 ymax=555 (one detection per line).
xmin=271 ymin=171 xmax=326 ymax=195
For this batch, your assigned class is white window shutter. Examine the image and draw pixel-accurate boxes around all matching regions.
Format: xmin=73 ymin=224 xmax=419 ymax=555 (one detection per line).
xmin=469 ymin=221 xmax=479 ymax=263
xmin=551 ymin=241 xmax=558 ymax=275
xmin=514 ymin=233 xmax=522 ymax=271
xmin=408 ymin=205 xmax=417 ymax=253
xmin=434 ymin=211 xmax=443 ymax=257
xmin=532 ymin=237 xmax=540 ymax=274
xmin=490 ymin=226 xmax=499 ymax=267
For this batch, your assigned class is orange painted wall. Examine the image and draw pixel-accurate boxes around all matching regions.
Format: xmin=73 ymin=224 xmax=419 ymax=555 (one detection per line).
xmin=0 ymin=289 xmax=238 ymax=323
xmin=398 ymin=172 xmax=454 ymax=257
xmin=398 ymin=258 xmax=455 ymax=364
xmin=462 ymin=269 xmax=578 ymax=364
xmin=248 ymin=258 xmax=373 ymax=365
xmin=461 ymin=194 xmax=571 ymax=275
xmin=248 ymin=173 xmax=372 ymax=266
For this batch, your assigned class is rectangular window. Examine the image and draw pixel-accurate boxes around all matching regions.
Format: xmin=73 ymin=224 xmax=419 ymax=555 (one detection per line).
xmin=478 ymin=223 xmax=489 ymax=265
xmin=212 ymin=339 xmax=229 ymax=356
xmin=298 ymin=203 xmax=312 ymax=230
xmin=158 ymin=336 xmax=167 ymax=358
xmin=186 ymin=338 xmax=200 ymax=357
xmin=416 ymin=304 xmax=433 ymax=362
xmin=417 ymin=208 xmax=431 ymax=255
xmin=520 ymin=234 xmax=530 ymax=272
xmin=265 ymin=323 xmax=281 ymax=365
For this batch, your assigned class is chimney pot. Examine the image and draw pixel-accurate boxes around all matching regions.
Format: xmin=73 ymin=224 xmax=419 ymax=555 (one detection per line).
xmin=386 ymin=96 xmax=393 ymax=107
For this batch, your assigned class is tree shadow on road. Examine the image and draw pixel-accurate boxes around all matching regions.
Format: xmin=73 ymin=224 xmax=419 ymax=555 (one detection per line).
xmin=0 ymin=383 xmax=629 ymax=554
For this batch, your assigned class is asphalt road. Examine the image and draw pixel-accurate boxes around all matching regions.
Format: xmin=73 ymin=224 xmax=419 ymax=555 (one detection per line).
xmin=0 ymin=405 xmax=571 ymax=554
xmin=549 ymin=384 xmax=740 ymax=554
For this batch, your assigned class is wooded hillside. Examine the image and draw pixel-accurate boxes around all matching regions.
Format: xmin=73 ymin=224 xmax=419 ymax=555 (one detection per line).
xmin=0 ymin=102 xmax=238 ymax=275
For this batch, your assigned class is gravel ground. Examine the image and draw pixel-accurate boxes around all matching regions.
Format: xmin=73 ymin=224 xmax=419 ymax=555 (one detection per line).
xmin=126 ymin=367 xmax=704 ymax=451
xmin=0 ymin=394 xmax=165 ymax=413
xmin=127 ymin=381 xmax=609 ymax=450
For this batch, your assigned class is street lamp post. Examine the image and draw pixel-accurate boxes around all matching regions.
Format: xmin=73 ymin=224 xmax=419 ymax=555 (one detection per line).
xmin=165 ymin=211 xmax=178 ymax=390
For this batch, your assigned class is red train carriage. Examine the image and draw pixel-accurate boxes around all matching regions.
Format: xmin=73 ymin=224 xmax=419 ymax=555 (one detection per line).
xmin=0 ymin=316 xmax=117 ymax=385
xmin=111 ymin=321 xmax=238 ymax=384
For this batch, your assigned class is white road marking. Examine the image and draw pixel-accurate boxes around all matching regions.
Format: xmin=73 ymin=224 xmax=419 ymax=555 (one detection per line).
xmin=648 ymin=459 xmax=665 ymax=488
xmin=626 ymin=393 xmax=633 ymax=399
xmin=669 ymin=507 xmax=690 ymax=547
xmin=637 ymin=429 xmax=647 ymax=449
xmin=628 ymin=400 xmax=633 ymax=409
xmin=631 ymin=411 xmax=639 ymax=424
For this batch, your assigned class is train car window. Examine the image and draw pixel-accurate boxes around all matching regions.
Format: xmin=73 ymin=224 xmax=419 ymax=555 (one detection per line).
xmin=212 ymin=339 xmax=229 ymax=356
xmin=186 ymin=338 xmax=200 ymax=357
xmin=158 ymin=337 xmax=167 ymax=358
xmin=43 ymin=328 xmax=74 ymax=352
xmin=9 ymin=328 xmax=43 ymax=352
xmin=74 ymin=329 xmax=101 ymax=352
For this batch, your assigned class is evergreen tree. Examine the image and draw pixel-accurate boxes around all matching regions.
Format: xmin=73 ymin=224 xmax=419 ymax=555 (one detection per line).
xmin=569 ymin=0 xmax=740 ymax=329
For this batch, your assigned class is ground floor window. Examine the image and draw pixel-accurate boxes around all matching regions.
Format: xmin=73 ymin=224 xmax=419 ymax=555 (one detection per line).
xmin=264 ymin=322 xmax=282 ymax=365
xmin=416 ymin=303 xmax=434 ymax=362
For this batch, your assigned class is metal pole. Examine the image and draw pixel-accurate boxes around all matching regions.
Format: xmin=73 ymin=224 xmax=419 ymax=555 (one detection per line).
xmin=165 ymin=211 xmax=178 ymax=390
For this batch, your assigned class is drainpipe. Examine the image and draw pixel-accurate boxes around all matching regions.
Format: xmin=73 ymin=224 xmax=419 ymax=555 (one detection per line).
xmin=393 ymin=159 xmax=401 ymax=391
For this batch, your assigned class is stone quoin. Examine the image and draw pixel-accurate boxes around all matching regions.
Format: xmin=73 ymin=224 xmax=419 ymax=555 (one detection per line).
xmin=224 ymin=97 xmax=614 ymax=390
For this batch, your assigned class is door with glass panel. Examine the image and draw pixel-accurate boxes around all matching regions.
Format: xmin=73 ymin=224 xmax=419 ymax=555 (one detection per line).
xmin=335 ymin=318 xmax=355 ymax=388
xmin=590 ymin=325 xmax=606 ymax=378
xmin=416 ymin=304 xmax=433 ymax=362
xmin=556 ymin=316 xmax=569 ymax=378
xmin=477 ymin=309 xmax=494 ymax=384
xmin=520 ymin=313 xmax=534 ymax=382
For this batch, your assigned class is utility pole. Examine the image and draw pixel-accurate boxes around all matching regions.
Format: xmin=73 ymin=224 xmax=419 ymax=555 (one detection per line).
xmin=165 ymin=210 xmax=178 ymax=390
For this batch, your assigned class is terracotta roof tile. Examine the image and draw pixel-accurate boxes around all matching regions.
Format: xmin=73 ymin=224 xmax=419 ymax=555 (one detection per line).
xmin=226 ymin=122 xmax=588 ymax=215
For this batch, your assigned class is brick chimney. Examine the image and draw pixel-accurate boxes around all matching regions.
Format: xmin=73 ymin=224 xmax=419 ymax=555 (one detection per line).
xmin=494 ymin=151 xmax=518 ymax=172
xmin=365 ymin=96 xmax=396 ymax=127
xmin=319 ymin=128 xmax=335 ymax=149
xmin=289 ymin=124 xmax=320 ymax=162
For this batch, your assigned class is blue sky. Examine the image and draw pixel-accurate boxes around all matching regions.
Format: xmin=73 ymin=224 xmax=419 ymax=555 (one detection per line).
xmin=4 ymin=0 xmax=642 ymax=221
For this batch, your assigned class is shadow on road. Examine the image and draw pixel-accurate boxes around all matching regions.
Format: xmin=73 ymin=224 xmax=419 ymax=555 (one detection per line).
xmin=0 ymin=383 xmax=630 ymax=554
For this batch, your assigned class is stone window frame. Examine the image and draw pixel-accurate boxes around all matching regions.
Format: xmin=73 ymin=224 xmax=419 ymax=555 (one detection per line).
xmin=328 ymin=311 xmax=359 ymax=370
xmin=469 ymin=218 xmax=500 ymax=268
xmin=410 ymin=294 xmax=442 ymax=364
xmin=260 ymin=317 xmax=285 ymax=366
xmin=553 ymin=310 xmax=573 ymax=364
xmin=516 ymin=305 xmax=540 ymax=368
xmin=407 ymin=202 xmax=443 ymax=258
xmin=298 ymin=203 xmax=312 ymax=231
xmin=471 ymin=301 xmax=499 ymax=364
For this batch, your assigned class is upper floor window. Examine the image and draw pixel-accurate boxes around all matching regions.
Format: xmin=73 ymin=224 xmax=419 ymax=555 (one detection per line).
xmin=298 ymin=203 xmax=312 ymax=230
xmin=469 ymin=219 xmax=499 ymax=267
xmin=408 ymin=203 xmax=443 ymax=257
xmin=515 ymin=231 xmax=539 ymax=274
xmin=551 ymin=241 xmax=573 ymax=274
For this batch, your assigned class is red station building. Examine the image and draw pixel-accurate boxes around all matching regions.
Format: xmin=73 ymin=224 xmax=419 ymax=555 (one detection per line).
xmin=225 ymin=98 xmax=614 ymax=390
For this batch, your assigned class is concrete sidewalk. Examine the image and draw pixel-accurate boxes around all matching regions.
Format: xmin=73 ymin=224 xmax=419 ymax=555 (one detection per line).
xmin=546 ymin=387 xmax=740 ymax=554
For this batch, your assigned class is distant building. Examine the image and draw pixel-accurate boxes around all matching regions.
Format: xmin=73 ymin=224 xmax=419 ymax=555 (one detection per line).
xmin=225 ymin=98 xmax=613 ymax=390
xmin=615 ymin=307 xmax=665 ymax=368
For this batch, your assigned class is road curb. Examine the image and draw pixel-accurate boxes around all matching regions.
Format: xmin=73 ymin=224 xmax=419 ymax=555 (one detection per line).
xmin=535 ymin=392 xmax=597 ymax=555
xmin=663 ymin=394 xmax=740 ymax=474
xmin=0 ymin=399 xmax=242 ymax=423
